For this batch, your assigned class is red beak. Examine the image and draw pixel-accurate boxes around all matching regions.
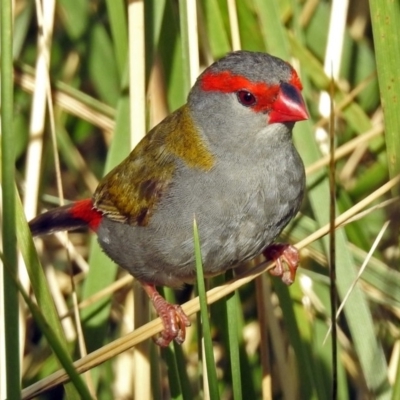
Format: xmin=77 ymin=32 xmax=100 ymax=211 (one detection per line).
xmin=268 ymin=82 xmax=308 ymax=124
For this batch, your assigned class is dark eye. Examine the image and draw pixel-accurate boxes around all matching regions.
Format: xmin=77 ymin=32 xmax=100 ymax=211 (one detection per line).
xmin=237 ymin=90 xmax=256 ymax=107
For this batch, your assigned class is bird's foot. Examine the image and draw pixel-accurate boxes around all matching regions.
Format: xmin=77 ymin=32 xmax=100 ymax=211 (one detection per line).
xmin=141 ymin=282 xmax=191 ymax=347
xmin=263 ymin=243 xmax=299 ymax=285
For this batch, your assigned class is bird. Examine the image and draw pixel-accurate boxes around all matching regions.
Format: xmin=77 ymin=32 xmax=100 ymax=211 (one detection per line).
xmin=29 ymin=50 xmax=308 ymax=347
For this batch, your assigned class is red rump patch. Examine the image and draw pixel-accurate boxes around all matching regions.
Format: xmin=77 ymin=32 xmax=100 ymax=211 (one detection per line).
xmin=200 ymin=70 xmax=280 ymax=113
xmin=70 ymin=199 xmax=103 ymax=231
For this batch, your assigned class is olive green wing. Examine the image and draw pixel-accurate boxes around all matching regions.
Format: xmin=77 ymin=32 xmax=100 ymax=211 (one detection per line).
xmin=93 ymin=122 xmax=176 ymax=227
xmin=93 ymin=105 xmax=214 ymax=226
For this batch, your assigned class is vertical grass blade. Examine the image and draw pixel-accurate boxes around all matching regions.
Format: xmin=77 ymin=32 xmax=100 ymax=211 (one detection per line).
xmin=369 ymin=1 xmax=400 ymax=396
xmin=1 ymin=0 xmax=20 ymax=397
xmin=193 ymin=219 xmax=220 ymax=400
xmin=369 ymin=0 xmax=400 ymax=186
xmin=225 ymin=287 xmax=242 ymax=399
xmin=105 ymin=0 xmax=128 ymax=76
xmin=253 ymin=0 xmax=288 ymax=57
xmin=178 ymin=0 xmax=191 ymax=94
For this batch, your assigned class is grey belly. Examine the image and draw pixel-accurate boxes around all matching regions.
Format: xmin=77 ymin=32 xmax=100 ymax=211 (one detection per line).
xmin=96 ymin=195 xmax=289 ymax=288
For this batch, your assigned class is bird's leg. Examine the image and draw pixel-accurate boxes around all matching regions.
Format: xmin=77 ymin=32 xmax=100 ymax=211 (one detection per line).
xmin=263 ymin=243 xmax=299 ymax=285
xmin=140 ymin=281 xmax=191 ymax=347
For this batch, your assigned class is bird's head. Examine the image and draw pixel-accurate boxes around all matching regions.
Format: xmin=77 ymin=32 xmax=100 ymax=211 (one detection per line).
xmin=188 ymin=51 xmax=308 ymax=156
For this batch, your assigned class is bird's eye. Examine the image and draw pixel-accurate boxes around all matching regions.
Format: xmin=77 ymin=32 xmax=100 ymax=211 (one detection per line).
xmin=237 ymin=90 xmax=256 ymax=107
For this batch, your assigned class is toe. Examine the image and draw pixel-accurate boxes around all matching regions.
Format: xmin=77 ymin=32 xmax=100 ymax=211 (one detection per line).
xmin=263 ymin=243 xmax=300 ymax=285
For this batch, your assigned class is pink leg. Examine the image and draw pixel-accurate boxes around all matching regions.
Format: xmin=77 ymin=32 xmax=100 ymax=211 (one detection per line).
xmin=263 ymin=243 xmax=299 ymax=285
xmin=141 ymin=282 xmax=191 ymax=347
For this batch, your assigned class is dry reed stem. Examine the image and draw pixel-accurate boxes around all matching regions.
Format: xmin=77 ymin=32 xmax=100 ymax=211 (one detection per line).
xmin=14 ymin=69 xmax=115 ymax=132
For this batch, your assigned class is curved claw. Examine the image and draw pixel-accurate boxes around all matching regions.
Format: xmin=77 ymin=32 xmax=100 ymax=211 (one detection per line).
xmin=263 ymin=243 xmax=299 ymax=285
xmin=141 ymin=282 xmax=191 ymax=347
xmin=152 ymin=303 xmax=191 ymax=347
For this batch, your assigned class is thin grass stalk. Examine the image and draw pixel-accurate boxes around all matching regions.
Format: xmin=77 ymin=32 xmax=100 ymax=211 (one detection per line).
xmin=328 ymin=78 xmax=338 ymax=398
xmin=186 ymin=0 xmax=199 ymax=85
xmin=161 ymin=346 xmax=184 ymax=399
xmin=225 ymin=274 xmax=242 ymax=399
xmin=14 ymin=66 xmax=116 ymax=131
xmin=325 ymin=221 xmax=391 ymax=341
xmin=20 ymin=4 xmax=56 ymax=356
xmin=128 ymin=0 xmax=146 ymax=148
xmin=178 ymin=0 xmax=191 ymax=93
xmin=254 ymin=276 xmax=272 ymax=399
xmin=193 ymin=219 xmax=220 ymax=400
xmin=316 ymin=0 xmax=348 ymax=156
xmin=227 ymin=0 xmax=240 ymax=51
xmin=1 ymin=0 xmax=20 ymax=397
xmin=172 ymin=344 xmax=193 ymax=399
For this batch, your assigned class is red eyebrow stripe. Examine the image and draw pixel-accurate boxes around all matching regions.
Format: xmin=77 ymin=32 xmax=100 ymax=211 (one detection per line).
xmin=200 ymin=70 xmax=280 ymax=112
xmin=201 ymin=70 xmax=271 ymax=93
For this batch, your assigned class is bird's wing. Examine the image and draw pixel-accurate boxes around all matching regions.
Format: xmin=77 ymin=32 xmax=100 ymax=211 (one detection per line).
xmin=93 ymin=119 xmax=177 ymax=226
xmin=93 ymin=105 xmax=214 ymax=226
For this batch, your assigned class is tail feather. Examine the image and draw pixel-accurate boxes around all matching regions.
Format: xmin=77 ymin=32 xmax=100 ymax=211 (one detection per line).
xmin=29 ymin=199 xmax=102 ymax=237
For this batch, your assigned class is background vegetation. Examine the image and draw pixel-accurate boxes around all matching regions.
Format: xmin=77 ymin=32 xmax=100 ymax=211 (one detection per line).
xmin=1 ymin=0 xmax=399 ymax=398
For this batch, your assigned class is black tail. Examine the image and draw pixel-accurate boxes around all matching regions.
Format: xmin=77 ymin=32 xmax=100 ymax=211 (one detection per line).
xmin=29 ymin=202 xmax=90 ymax=237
